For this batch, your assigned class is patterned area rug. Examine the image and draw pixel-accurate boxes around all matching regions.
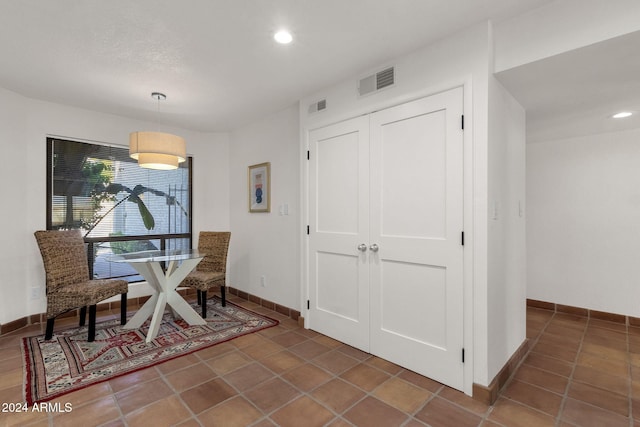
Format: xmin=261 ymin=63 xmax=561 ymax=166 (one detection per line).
xmin=22 ymin=297 xmax=278 ymax=405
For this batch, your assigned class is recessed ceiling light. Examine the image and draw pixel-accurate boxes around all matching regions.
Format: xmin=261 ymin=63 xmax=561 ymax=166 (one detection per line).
xmin=274 ymin=30 xmax=293 ymax=44
xmin=612 ymin=111 xmax=633 ymax=119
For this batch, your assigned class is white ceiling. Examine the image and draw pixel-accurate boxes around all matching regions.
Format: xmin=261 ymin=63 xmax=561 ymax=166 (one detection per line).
xmin=496 ymin=29 xmax=640 ymax=143
xmin=0 ymin=0 xmax=556 ymax=132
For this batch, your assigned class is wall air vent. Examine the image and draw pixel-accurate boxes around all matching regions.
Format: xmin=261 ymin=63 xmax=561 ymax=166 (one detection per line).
xmin=358 ymin=66 xmax=395 ymax=96
xmin=308 ymin=99 xmax=327 ymax=114
xmin=376 ymin=67 xmax=394 ymax=90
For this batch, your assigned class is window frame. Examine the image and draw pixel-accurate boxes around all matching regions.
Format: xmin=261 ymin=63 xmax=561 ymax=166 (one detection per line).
xmin=45 ymin=136 xmax=194 ymax=280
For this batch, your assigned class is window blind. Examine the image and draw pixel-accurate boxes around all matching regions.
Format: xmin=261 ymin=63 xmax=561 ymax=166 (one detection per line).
xmin=46 ymin=137 xmax=192 ymax=281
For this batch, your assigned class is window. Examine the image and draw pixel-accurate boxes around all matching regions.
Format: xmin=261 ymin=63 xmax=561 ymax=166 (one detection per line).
xmin=46 ymin=137 xmax=192 ymax=281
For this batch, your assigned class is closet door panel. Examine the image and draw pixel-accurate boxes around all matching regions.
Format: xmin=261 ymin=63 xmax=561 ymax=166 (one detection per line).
xmin=369 ymin=87 xmax=465 ymax=390
xmin=306 ymin=86 xmax=465 ymax=391
xmin=379 ymin=109 xmax=447 ymax=239
xmin=308 ymin=116 xmax=370 ymax=352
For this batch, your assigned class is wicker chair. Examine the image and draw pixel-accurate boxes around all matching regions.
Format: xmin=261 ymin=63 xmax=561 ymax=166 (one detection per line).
xmin=180 ymin=231 xmax=230 ymax=318
xmin=34 ymin=230 xmax=128 ymax=342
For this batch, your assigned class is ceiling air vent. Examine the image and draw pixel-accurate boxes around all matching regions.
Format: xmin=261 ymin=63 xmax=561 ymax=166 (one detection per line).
xmin=308 ymin=99 xmax=327 ymax=114
xmin=358 ymin=66 xmax=395 ymax=96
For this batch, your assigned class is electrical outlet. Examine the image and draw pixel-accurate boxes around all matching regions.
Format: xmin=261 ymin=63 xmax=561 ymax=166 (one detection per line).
xmin=30 ymin=287 xmax=41 ymax=300
xmin=260 ymin=276 xmax=266 ymax=287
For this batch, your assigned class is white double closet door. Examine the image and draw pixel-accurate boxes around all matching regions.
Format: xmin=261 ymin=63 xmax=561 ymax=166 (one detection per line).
xmin=308 ymin=87 xmax=465 ymax=391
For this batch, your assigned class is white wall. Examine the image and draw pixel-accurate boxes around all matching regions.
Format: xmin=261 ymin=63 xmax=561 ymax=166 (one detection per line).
xmin=494 ymin=0 xmax=640 ymax=72
xmin=527 ymin=127 xmax=640 ymax=316
xmin=487 ymin=77 xmax=527 ymax=377
xmin=228 ymin=105 xmax=301 ymax=310
xmin=0 ymin=87 xmax=230 ymax=324
xmin=0 ymin=88 xmax=29 ymax=325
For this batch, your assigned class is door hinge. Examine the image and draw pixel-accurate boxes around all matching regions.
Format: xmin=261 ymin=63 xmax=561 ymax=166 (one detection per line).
xmin=307 ymin=300 xmax=310 ymax=310
xmin=461 ymin=231 xmax=464 ymax=246
xmin=307 ymin=225 xmax=310 ymax=235
xmin=307 ymin=150 xmax=310 ymax=160
xmin=462 ymin=348 xmax=465 ymax=363
xmin=461 ymin=115 xmax=464 ymax=130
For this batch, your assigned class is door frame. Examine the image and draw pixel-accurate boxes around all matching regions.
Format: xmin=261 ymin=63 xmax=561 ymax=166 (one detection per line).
xmin=300 ymin=81 xmax=475 ymax=396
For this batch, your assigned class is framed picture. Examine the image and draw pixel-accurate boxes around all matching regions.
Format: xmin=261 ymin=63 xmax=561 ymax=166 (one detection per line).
xmin=248 ymin=162 xmax=271 ymax=212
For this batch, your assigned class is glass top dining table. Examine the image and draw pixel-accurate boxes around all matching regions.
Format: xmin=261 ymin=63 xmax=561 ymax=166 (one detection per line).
xmin=106 ymin=248 xmax=205 ymax=264
xmin=106 ymin=248 xmax=207 ymax=342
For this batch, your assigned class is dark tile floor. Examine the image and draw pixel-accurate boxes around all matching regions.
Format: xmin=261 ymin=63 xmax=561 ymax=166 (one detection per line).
xmin=0 ymin=297 xmax=637 ymax=426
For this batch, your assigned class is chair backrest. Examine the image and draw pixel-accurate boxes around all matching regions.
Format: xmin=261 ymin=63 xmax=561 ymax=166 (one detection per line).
xmin=34 ymin=230 xmax=90 ymax=294
xmin=197 ymin=231 xmax=231 ymax=273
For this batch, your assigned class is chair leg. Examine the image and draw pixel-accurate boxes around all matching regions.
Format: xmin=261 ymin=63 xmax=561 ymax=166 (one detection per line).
xmin=45 ymin=318 xmax=55 ymax=340
xmin=221 ymin=286 xmax=226 ymax=307
xmin=121 ymin=293 xmax=127 ymax=325
xmin=88 ymin=305 xmax=97 ymax=342
xmin=197 ymin=290 xmax=202 ymax=305
xmin=79 ymin=306 xmax=87 ymax=327
xmin=201 ymin=290 xmax=207 ymax=318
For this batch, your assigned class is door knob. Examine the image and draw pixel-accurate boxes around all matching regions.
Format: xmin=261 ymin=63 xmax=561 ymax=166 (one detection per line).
xmin=357 ymin=244 xmax=367 ymax=252
xmin=369 ymin=243 xmax=379 ymax=252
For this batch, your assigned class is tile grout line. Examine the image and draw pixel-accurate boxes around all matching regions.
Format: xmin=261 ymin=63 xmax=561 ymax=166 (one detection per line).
xmin=268 ymin=347 xmax=377 ymax=424
xmin=106 ymin=369 xmax=130 ymax=426
xmin=233 ymin=299 xmax=488 ymax=424
xmin=484 ymin=308 xmax=557 ymax=425
xmin=156 ymin=362 xmax=204 ymax=426
xmin=193 ymin=327 xmax=356 ymax=424
xmin=170 ymin=332 xmax=284 ymax=424
xmin=179 ymin=298 xmax=303 ymax=424
xmin=236 ymin=336 xmax=441 ymax=426
xmin=97 ymin=310 xmax=182 ymax=426
xmin=553 ymin=313 xmax=592 ymax=427
xmin=249 ymin=344 xmax=364 ymax=424
xmin=59 ymin=302 xmax=265 ymax=425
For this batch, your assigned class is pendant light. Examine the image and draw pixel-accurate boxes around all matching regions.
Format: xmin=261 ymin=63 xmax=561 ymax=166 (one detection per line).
xmin=129 ymin=92 xmax=186 ymax=170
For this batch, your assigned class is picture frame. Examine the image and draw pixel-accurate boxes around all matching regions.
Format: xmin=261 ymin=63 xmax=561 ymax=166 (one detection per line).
xmin=248 ymin=162 xmax=271 ymax=212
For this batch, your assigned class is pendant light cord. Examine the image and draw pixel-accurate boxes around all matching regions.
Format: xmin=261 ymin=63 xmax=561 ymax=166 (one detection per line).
xmin=151 ymin=92 xmax=166 ymax=130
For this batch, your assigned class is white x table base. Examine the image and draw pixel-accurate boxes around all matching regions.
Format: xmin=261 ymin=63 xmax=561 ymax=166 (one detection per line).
xmin=123 ymin=257 xmax=206 ymax=342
